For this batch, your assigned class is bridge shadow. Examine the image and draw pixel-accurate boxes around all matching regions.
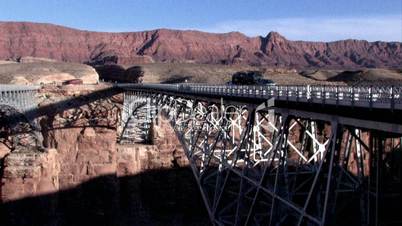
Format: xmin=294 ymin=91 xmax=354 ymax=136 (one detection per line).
xmin=1 ymin=85 xmax=402 ymax=226
xmin=0 ymin=167 xmax=209 ymax=226
xmin=34 ymin=86 xmax=122 ymax=118
xmin=1 ymin=86 xmax=122 ymax=139
xmin=0 ymin=86 xmax=210 ymax=225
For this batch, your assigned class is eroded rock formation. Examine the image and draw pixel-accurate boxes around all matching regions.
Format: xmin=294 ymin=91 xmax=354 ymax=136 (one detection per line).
xmin=0 ymin=85 xmax=207 ymax=226
xmin=0 ymin=22 xmax=400 ymax=69
xmin=0 ymin=59 xmax=99 ymax=85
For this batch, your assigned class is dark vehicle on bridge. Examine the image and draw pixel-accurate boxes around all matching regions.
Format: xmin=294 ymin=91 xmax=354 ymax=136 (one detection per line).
xmin=62 ymin=79 xmax=83 ymax=85
xmin=229 ymin=71 xmax=275 ymax=85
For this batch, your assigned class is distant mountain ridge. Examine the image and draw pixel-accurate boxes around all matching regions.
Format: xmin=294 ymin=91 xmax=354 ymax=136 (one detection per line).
xmin=0 ymin=21 xmax=400 ymax=69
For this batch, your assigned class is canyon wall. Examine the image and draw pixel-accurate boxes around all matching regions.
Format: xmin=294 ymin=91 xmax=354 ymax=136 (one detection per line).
xmin=1 ymin=84 xmax=400 ymax=225
xmin=0 ymin=85 xmax=208 ymax=226
xmin=0 ymin=22 xmax=400 ymax=69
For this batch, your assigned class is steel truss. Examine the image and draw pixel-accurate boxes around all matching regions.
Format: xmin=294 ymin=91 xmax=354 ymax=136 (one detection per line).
xmin=123 ymin=91 xmax=402 ymax=226
xmin=119 ymin=91 xmax=157 ymax=144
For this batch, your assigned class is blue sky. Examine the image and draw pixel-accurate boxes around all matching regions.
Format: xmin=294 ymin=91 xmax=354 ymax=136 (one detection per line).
xmin=0 ymin=0 xmax=401 ymax=41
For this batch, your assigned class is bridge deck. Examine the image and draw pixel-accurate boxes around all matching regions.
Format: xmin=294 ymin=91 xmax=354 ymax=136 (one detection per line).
xmin=0 ymin=85 xmax=41 ymax=92
xmin=118 ymin=83 xmax=402 ymax=111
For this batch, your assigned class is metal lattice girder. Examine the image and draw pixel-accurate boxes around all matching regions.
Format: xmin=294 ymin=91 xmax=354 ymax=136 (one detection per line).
xmin=119 ymin=92 xmax=157 ymax=144
xmin=121 ymin=89 xmax=402 ymax=226
xmin=117 ymin=83 xmax=402 ymax=111
xmin=2 ymin=83 xmax=400 ymax=225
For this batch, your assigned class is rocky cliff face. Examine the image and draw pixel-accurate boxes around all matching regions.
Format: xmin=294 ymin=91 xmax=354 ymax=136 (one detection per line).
xmin=0 ymin=60 xmax=99 ymax=85
xmin=0 ymin=22 xmax=400 ymax=69
xmin=0 ymin=85 xmax=208 ymax=226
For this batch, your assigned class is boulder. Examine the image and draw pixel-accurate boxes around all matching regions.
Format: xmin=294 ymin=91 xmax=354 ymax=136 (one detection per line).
xmin=0 ymin=61 xmax=99 ymax=84
xmin=18 ymin=56 xmax=57 ymax=63
xmin=94 ymin=64 xmax=144 ymax=83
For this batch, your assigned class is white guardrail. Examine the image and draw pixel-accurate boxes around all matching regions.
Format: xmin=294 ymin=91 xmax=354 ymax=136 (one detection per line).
xmin=0 ymin=84 xmax=41 ymax=92
xmin=118 ymin=83 xmax=402 ymax=110
xmin=1 ymin=83 xmax=400 ymax=110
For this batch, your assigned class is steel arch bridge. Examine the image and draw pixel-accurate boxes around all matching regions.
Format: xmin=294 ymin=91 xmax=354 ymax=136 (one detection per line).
xmin=1 ymin=83 xmax=402 ymax=225
xmin=119 ymin=83 xmax=402 ymax=226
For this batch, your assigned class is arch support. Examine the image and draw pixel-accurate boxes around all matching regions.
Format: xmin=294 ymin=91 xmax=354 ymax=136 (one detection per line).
xmin=121 ymin=90 xmax=402 ymax=226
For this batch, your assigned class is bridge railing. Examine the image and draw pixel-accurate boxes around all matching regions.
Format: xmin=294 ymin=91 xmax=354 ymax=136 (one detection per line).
xmin=0 ymin=85 xmax=41 ymax=112
xmin=118 ymin=83 xmax=402 ymax=110
xmin=0 ymin=84 xmax=41 ymax=92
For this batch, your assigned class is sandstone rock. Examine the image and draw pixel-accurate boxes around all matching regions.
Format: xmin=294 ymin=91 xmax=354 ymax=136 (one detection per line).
xmin=2 ymin=84 xmax=400 ymax=225
xmin=94 ymin=64 xmax=126 ymax=82
xmin=0 ymin=22 xmax=400 ymax=69
xmin=93 ymin=64 xmax=145 ymax=83
xmin=0 ymin=60 xmax=17 ymax=65
xmin=0 ymin=142 xmax=10 ymax=159
xmin=0 ymin=86 xmax=200 ymax=225
xmin=9 ymin=76 xmax=31 ymax=85
xmin=36 ymin=72 xmax=77 ymax=84
xmin=87 ymin=50 xmax=119 ymax=65
xmin=38 ymin=87 xmax=121 ymax=189
xmin=327 ymin=68 xmax=402 ymax=85
xmin=18 ymin=56 xmax=57 ymax=63
xmin=0 ymin=61 xmax=99 ymax=84
xmin=116 ymin=145 xmax=140 ymax=176
xmin=82 ymin=127 xmax=97 ymax=137
xmin=124 ymin=65 xmax=145 ymax=83
xmin=1 ymin=149 xmax=59 ymax=202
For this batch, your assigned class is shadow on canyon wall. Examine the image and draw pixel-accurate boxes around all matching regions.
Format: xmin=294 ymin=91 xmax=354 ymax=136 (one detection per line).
xmin=2 ymin=86 xmax=121 ymax=139
xmin=0 ymin=87 xmax=210 ymax=225
xmin=1 ymin=86 xmax=402 ymax=226
xmin=0 ymin=167 xmax=210 ymax=226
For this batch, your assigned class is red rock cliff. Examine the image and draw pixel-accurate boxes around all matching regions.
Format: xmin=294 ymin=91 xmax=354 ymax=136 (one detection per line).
xmin=0 ymin=22 xmax=400 ymax=68
xmin=0 ymin=85 xmax=207 ymax=226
